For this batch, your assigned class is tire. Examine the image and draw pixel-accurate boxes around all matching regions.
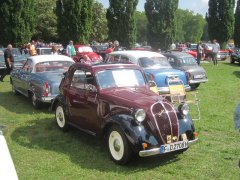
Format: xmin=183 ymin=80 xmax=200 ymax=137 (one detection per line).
xmin=107 ymin=125 xmax=132 ymax=165
xmin=31 ymin=93 xmax=42 ymax=109
xmin=55 ymin=103 xmax=69 ymax=131
xmin=230 ymin=57 xmax=235 ymax=64
xmin=190 ymin=83 xmax=200 ymax=90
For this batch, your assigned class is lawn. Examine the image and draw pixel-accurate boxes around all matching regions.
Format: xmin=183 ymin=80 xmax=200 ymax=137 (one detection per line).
xmin=0 ymin=60 xmax=239 ymax=179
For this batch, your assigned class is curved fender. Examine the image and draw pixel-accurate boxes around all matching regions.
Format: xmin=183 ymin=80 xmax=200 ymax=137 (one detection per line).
xmin=50 ymin=95 xmax=66 ymax=112
xmin=178 ymin=114 xmax=195 ymax=136
xmin=103 ymin=114 xmax=158 ymax=153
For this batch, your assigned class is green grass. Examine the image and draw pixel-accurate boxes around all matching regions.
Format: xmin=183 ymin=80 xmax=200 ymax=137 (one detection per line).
xmin=0 ymin=60 xmax=239 ymax=179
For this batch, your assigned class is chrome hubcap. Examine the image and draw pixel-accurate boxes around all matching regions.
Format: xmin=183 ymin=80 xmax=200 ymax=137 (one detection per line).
xmin=113 ymin=139 xmax=121 ymax=152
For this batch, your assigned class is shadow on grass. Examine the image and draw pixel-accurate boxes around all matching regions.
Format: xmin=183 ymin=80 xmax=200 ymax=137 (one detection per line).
xmin=0 ymin=91 xmax=50 ymax=114
xmin=233 ymin=71 xmax=240 ymax=79
xmin=11 ymin=118 xmax=181 ymax=172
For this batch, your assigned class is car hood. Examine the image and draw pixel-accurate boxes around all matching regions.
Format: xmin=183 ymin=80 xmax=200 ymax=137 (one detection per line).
xmin=100 ymin=87 xmax=179 ymax=145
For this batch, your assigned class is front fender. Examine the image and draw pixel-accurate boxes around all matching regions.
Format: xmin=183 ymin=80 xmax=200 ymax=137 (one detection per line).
xmin=103 ymin=114 xmax=158 ymax=153
xmin=178 ymin=114 xmax=196 ymax=140
xmin=50 ymin=95 xmax=66 ymax=112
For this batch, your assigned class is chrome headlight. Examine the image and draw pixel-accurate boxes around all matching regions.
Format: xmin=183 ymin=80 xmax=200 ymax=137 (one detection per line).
xmin=178 ymin=103 xmax=190 ymax=116
xmin=135 ymin=109 xmax=146 ymax=123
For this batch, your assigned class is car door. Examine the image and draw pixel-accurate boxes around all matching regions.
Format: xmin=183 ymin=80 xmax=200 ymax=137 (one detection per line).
xmin=67 ymin=68 xmax=99 ymax=133
xmin=14 ymin=59 xmax=33 ymax=95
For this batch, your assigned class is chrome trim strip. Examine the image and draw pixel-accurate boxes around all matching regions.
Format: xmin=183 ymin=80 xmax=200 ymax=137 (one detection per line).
xmin=139 ymin=138 xmax=198 ymax=157
xmin=190 ymin=79 xmax=208 ymax=84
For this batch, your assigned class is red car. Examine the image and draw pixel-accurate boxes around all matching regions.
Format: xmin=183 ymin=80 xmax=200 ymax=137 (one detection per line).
xmin=73 ymin=45 xmax=103 ymax=64
xmin=51 ymin=63 xmax=198 ymax=164
xmin=203 ymin=43 xmax=229 ymax=60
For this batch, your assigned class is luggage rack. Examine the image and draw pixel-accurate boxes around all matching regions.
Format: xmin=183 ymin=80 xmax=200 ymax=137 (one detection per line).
xmin=165 ymin=75 xmax=201 ymax=120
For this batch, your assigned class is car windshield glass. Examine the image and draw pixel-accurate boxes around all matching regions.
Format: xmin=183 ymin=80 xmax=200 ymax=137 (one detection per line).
xmin=96 ymin=69 xmax=146 ymax=89
xmin=179 ymin=57 xmax=198 ymax=66
xmin=78 ymin=47 xmax=93 ymax=53
xmin=35 ymin=61 xmax=74 ymax=72
xmin=139 ymin=56 xmax=171 ymax=68
xmin=38 ymin=48 xmax=52 ymax=55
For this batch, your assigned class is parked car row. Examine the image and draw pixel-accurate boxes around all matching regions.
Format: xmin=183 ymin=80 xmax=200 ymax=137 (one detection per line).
xmin=9 ymin=50 xmax=201 ymax=164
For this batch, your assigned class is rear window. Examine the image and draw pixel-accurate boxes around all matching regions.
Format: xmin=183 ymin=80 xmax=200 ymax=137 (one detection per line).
xmin=35 ymin=61 xmax=74 ymax=72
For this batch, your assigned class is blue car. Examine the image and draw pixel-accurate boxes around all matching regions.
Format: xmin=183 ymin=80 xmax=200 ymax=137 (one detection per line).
xmin=105 ymin=50 xmax=190 ymax=94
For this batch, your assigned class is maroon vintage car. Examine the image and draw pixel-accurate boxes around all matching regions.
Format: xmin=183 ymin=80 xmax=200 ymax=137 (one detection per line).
xmin=51 ymin=63 xmax=198 ymax=164
xmin=73 ymin=45 xmax=103 ymax=64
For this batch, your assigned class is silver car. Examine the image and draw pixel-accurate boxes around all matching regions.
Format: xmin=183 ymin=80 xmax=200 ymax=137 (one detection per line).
xmin=162 ymin=52 xmax=208 ymax=90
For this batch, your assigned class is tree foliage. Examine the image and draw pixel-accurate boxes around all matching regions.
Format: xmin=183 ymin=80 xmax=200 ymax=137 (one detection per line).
xmin=0 ymin=0 xmax=36 ymax=46
xmin=90 ymin=1 xmax=108 ymax=42
xmin=33 ymin=0 xmax=58 ymax=42
xmin=207 ymin=0 xmax=235 ymax=47
xmin=56 ymin=0 xmax=93 ymax=45
xmin=106 ymin=0 xmax=138 ymax=48
xmin=175 ymin=9 xmax=206 ymax=43
xmin=135 ymin=11 xmax=148 ymax=44
xmin=144 ymin=0 xmax=178 ymax=50
xmin=234 ymin=0 xmax=240 ymax=47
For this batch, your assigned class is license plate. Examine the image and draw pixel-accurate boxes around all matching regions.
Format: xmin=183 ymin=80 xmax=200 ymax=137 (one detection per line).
xmin=169 ymin=84 xmax=185 ymax=95
xmin=194 ymin=74 xmax=204 ymax=79
xmin=160 ymin=141 xmax=188 ymax=154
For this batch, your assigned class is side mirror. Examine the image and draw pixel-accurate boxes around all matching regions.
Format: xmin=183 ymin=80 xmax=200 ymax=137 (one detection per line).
xmin=86 ymin=84 xmax=97 ymax=93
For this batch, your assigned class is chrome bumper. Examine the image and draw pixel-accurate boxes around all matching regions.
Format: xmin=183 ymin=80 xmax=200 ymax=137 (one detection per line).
xmin=139 ymin=138 xmax=198 ymax=157
xmin=40 ymin=96 xmax=55 ymax=103
xmin=189 ymin=79 xmax=208 ymax=84
xmin=158 ymin=85 xmax=191 ymax=94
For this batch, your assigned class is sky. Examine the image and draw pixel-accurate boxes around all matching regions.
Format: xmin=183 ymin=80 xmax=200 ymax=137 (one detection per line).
xmin=96 ymin=0 xmax=209 ymax=16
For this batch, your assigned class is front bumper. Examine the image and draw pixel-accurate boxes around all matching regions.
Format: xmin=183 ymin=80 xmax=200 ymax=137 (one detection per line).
xmin=139 ymin=138 xmax=198 ymax=157
xmin=189 ymin=79 xmax=208 ymax=84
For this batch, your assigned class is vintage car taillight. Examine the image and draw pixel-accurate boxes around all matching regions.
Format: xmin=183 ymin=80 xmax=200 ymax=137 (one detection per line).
xmin=44 ymin=82 xmax=49 ymax=97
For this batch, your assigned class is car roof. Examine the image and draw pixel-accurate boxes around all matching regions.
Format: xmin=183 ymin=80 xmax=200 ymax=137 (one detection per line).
xmin=162 ymin=51 xmax=194 ymax=58
xmin=72 ymin=62 xmax=143 ymax=73
xmin=109 ymin=50 xmax=165 ymax=58
xmin=28 ymin=55 xmax=74 ymax=63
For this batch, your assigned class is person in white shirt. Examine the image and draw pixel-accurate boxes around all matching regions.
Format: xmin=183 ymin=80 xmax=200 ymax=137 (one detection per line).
xmin=212 ymin=39 xmax=220 ymax=66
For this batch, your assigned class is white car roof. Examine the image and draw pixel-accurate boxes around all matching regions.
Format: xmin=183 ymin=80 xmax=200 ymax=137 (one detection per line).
xmin=109 ymin=50 xmax=165 ymax=58
xmin=28 ymin=55 xmax=74 ymax=64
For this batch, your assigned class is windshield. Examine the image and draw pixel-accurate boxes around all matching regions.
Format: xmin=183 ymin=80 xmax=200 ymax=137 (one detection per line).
xmin=78 ymin=47 xmax=93 ymax=53
xmin=35 ymin=61 xmax=74 ymax=72
xmin=179 ymin=57 xmax=198 ymax=66
xmin=96 ymin=69 xmax=146 ymax=89
xmin=139 ymin=56 xmax=171 ymax=68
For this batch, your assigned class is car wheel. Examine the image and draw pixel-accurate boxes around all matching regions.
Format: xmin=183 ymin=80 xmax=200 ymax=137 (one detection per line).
xmin=190 ymin=83 xmax=200 ymax=90
xmin=230 ymin=57 xmax=235 ymax=64
xmin=55 ymin=103 xmax=69 ymax=131
xmin=31 ymin=93 xmax=41 ymax=109
xmin=108 ymin=125 xmax=132 ymax=165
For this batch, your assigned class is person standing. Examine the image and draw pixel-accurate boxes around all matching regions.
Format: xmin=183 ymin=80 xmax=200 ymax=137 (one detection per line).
xmin=66 ymin=40 xmax=76 ymax=57
xmin=196 ymin=41 xmax=203 ymax=65
xmin=29 ymin=40 xmax=37 ymax=56
xmin=51 ymin=45 xmax=58 ymax=55
xmin=0 ymin=44 xmax=14 ymax=82
xmin=212 ymin=39 xmax=220 ymax=66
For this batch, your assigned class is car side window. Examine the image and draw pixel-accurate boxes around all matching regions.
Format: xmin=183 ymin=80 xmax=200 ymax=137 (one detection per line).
xmin=23 ymin=59 xmax=33 ymax=72
xmin=120 ymin=55 xmax=131 ymax=63
xmin=107 ymin=55 xmax=120 ymax=64
xmin=71 ymin=69 xmax=94 ymax=89
xmin=167 ymin=57 xmax=175 ymax=66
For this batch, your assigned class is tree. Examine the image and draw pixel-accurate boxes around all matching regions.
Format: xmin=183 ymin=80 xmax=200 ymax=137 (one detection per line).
xmin=207 ymin=0 xmax=235 ymax=47
xmin=135 ymin=11 xmax=148 ymax=44
xmin=90 ymin=1 xmax=108 ymax=43
xmin=234 ymin=0 xmax=240 ymax=47
xmin=106 ymin=0 xmax=138 ymax=48
xmin=175 ymin=9 xmax=206 ymax=43
xmin=145 ymin=0 xmax=178 ymax=50
xmin=56 ymin=0 xmax=94 ymax=45
xmin=33 ymin=0 xmax=58 ymax=42
xmin=0 ymin=0 xmax=36 ymax=47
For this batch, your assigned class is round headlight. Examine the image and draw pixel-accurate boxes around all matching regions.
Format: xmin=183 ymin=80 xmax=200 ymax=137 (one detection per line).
xmin=135 ymin=109 xmax=146 ymax=123
xmin=179 ymin=104 xmax=190 ymax=116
